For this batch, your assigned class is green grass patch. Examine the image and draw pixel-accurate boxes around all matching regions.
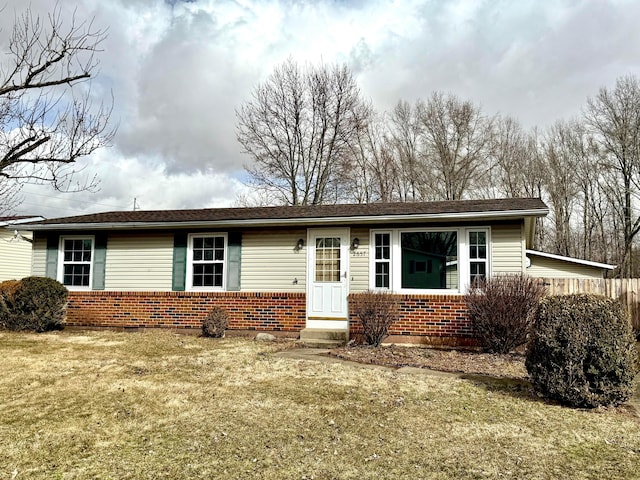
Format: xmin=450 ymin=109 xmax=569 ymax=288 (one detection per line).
xmin=0 ymin=330 xmax=638 ymax=479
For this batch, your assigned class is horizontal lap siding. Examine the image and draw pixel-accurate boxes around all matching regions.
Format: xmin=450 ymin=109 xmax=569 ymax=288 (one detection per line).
xmin=527 ymin=255 xmax=604 ymax=279
xmin=0 ymin=231 xmax=33 ymax=281
xmin=491 ymin=223 xmax=524 ymax=274
xmin=241 ymin=229 xmax=306 ymax=292
xmin=349 ymin=228 xmax=369 ymax=293
xmin=104 ymin=234 xmax=173 ymax=291
xmin=31 ymin=236 xmax=47 ymax=277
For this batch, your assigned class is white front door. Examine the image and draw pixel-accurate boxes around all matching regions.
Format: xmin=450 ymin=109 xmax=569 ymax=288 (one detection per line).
xmin=307 ymin=228 xmax=349 ymax=325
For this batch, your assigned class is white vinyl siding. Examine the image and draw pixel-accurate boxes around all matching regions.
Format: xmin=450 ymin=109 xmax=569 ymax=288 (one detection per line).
xmin=527 ymin=255 xmax=606 ymax=279
xmin=349 ymin=228 xmax=369 ymax=293
xmin=491 ymin=223 xmax=524 ymax=274
xmin=0 ymin=230 xmax=33 ymax=281
xmin=104 ymin=234 xmax=174 ymax=291
xmin=31 ymin=236 xmax=47 ymax=277
xmin=241 ymin=230 xmax=307 ymax=292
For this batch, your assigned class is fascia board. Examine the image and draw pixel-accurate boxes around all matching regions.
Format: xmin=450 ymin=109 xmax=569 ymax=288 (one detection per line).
xmin=25 ymin=208 xmax=549 ymax=231
xmin=526 ymin=249 xmax=616 ymax=270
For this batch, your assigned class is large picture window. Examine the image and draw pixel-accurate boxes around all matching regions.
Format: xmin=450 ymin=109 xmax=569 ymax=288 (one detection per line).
xmin=60 ymin=237 xmax=93 ymax=288
xmin=370 ymin=228 xmax=490 ymax=293
xmin=189 ymin=234 xmax=226 ymax=289
xmin=401 ymin=231 xmax=457 ymax=289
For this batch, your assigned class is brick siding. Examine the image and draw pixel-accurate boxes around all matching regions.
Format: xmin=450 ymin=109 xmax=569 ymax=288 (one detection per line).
xmin=66 ymin=291 xmax=472 ymax=342
xmin=349 ymin=293 xmax=471 ymax=338
xmin=66 ymin=291 xmax=306 ymax=331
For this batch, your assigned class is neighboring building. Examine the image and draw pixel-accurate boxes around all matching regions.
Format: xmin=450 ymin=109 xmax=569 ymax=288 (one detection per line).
xmin=525 ymin=249 xmax=615 ymax=279
xmin=20 ymin=199 xmax=558 ymax=344
xmin=0 ymin=216 xmax=43 ymax=282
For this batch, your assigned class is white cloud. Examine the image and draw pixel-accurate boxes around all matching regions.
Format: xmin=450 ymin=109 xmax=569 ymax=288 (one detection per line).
xmin=4 ymin=0 xmax=640 ymax=217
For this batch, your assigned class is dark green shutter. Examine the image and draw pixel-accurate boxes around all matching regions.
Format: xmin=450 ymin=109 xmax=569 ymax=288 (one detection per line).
xmin=227 ymin=232 xmax=242 ymax=291
xmin=92 ymin=233 xmax=108 ymax=290
xmin=172 ymin=233 xmax=188 ymax=291
xmin=45 ymin=234 xmax=60 ymax=279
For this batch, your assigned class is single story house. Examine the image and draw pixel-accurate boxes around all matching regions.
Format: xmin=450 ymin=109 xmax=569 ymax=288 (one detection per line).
xmin=0 ymin=216 xmax=43 ymax=282
xmin=16 ymin=198 xmax=552 ymax=345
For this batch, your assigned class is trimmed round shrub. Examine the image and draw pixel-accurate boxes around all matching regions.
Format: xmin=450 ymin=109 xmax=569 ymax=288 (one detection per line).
xmin=202 ymin=306 xmax=229 ymax=338
xmin=4 ymin=277 xmax=68 ymax=332
xmin=464 ymin=274 xmax=546 ymax=353
xmin=526 ymin=294 xmax=639 ymax=408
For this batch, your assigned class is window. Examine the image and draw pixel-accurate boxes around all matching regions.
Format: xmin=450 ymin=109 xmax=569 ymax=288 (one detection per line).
xmin=189 ymin=234 xmax=226 ymax=289
xmin=370 ymin=228 xmax=490 ymax=293
xmin=468 ymin=231 xmax=488 ymax=285
xmin=401 ymin=231 xmax=457 ymax=289
xmin=374 ymin=232 xmax=391 ymax=288
xmin=60 ymin=237 xmax=93 ymax=288
xmin=315 ymin=237 xmax=341 ymax=282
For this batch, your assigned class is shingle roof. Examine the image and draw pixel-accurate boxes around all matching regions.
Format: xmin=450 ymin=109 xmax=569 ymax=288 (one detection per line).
xmin=22 ymin=198 xmax=548 ymax=230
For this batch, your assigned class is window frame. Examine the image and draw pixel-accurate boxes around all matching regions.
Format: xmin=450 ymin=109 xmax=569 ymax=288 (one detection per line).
xmin=186 ymin=233 xmax=228 ymax=291
xmin=468 ymin=229 xmax=490 ymax=286
xmin=58 ymin=235 xmax=95 ymax=291
xmin=368 ymin=227 xmax=491 ymax=294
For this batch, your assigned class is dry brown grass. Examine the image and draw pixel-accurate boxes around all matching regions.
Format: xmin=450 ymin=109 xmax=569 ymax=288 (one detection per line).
xmin=1 ymin=330 xmax=639 ymax=479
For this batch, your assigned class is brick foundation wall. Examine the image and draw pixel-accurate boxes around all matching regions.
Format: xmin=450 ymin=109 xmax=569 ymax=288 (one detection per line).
xmin=348 ymin=293 xmax=472 ymax=339
xmin=66 ymin=291 xmax=472 ymax=344
xmin=66 ymin=291 xmax=306 ymax=331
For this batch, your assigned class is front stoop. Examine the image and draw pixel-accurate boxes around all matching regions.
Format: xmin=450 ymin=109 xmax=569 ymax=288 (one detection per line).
xmin=298 ymin=328 xmax=349 ymax=348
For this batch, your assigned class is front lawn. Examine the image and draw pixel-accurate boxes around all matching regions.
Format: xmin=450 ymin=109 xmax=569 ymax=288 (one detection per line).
xmin=0 ymin=330 xmax=638 ymax=479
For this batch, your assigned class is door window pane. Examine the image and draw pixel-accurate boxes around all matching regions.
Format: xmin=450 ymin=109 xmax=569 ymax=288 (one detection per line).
xmin=315 ymin=237 xmax=340 ymax=282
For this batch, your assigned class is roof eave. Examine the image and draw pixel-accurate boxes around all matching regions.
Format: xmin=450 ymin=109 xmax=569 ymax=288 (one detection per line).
xmin=26 ymin=208 xmax=549 ymax=231
xmin=526 ymin=249 xmax=616 ymax=270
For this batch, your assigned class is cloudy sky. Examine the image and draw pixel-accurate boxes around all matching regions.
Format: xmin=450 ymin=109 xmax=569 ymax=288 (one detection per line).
xmin=4 ymin=0 xmax=640 ymax=218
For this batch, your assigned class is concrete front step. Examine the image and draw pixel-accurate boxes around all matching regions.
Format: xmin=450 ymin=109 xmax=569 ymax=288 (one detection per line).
xmin=298 ymin=328 xmax=349 ymax=347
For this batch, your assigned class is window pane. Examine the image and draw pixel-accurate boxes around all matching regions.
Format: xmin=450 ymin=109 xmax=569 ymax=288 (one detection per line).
xmin=375 ymin=233 xmax=390 ymax=260
xmin=375 ymin=262 xmax=390 ymax=288
xmin=401 ymin=231 xmax=457 ymax=289
xmin=63 ymin=264 xmax=90 ymax=287
xmin=315 ymin=237 xmax=340 ymax=282
xmin=193 ymin=263 xmax=223 ymax=287
xmin=470 ymin=262 xmax=486 ymax=285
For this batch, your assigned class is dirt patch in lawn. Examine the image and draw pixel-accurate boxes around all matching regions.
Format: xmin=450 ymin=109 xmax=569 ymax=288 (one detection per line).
xmin=330 ymin=345 xmax=529 ymax=380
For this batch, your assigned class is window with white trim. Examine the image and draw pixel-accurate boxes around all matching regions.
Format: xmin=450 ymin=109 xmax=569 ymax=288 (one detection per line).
xmin=374 ymin=232 xmax=391 ymax=289
xmin=468 ymin=230 xmax=488 ymax=285
xmin=188 ymin=234 xmax=227 ymax=289
xmin=60 ymin=237 xmax=94 ymax=288
xmin=370 ymin=227 xmax=490 ymax=293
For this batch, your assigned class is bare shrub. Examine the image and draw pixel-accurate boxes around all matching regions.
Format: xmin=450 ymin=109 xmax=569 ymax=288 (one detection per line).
xmin=464 ymin=274 xmax=546 ymax=354
xmin=350 ymin=290 xmax=399 ymax=347
xmin=202 ymin=307 xmax=230 ymax=338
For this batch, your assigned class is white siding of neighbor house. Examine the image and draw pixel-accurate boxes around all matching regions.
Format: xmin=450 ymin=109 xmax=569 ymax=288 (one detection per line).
xmin=526 ymin=255 xmax=606 ymax=279
xmin=241 ymin=229 xmax=307 ymax=292
xmin=491 ymin=223 xmax=525 ymax=274
xmin=0 ymin=230 xmax=34 ymax=281
xmin=349 ymin=228 xmax=369 ymax=293
xmin=31 ymin=236 xmax=47 ymax=277
xmin=104 ymin=233 xmax=174 ymax=291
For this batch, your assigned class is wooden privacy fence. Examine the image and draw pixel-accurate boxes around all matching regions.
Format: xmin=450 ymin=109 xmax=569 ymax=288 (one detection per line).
xmin=542 ymin=278 xmax=640 ymax=332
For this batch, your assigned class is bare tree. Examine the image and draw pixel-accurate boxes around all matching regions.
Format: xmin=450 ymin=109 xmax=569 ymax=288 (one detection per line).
xmin=387 ymin=100 xmax=423 ymax=201
xmin=584 ymin=75 xmax=640 ymax=277
xmin=236 ymin=58 xmax=371 ymax=206
xmin=0 ymin=5 xmax=115 ymax=211
xmin=417 ymin=92 xmax=494 ymax=200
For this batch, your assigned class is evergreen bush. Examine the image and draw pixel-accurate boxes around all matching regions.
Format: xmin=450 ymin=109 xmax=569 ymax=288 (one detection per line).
xmin=526 ymin=294 xmax=638 ymax=408
xmin=202 ymin=307 xmax=229 ymax=338
xmin=3 ymin=277 xmax=67 ymax=332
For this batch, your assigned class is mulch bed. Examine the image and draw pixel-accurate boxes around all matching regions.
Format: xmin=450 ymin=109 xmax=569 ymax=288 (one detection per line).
xmin=329 ymin=345 xmax=529 ymax=380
